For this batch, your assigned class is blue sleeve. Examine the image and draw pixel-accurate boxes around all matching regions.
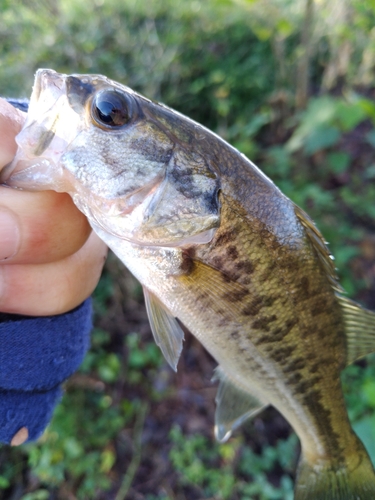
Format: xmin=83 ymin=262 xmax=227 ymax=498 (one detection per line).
xmin=0 ymin=299 xmax=92 ymax=445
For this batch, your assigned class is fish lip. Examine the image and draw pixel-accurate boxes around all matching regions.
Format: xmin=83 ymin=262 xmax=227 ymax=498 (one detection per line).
xmin=35 ymin=68 xmax=66 ymax=96
xmin=29 ymin=69 xmax=56 ymax=104
xmin=4 ymin=158 xmax=59 ymax=190
xmin=2 ymin=69 xmax=69 ymax=184
xmin=29 ymin=69 xmax=67 ymax=120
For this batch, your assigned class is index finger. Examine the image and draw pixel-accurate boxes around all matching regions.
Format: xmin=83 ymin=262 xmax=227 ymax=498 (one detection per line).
xmin=0 ymin=187 xmax=92 ymax=265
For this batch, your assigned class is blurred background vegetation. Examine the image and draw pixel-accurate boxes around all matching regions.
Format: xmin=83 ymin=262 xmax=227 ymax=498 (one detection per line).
xmin=1 ymin=0 xmax=375 ymax=498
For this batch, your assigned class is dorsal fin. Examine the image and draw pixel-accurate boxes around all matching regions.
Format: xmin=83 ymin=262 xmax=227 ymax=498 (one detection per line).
xmin=337 ymin=294 xmax=375 ymax=365
xmin=213 ymin=366 xmax=268 ymax=442
xmin=143 ymin=287 xmax=184 ymax=371
xmin=294 ymin=205 xmax=375 ymax=364
xmin=294 ymin=204 xmax=343 ymax=292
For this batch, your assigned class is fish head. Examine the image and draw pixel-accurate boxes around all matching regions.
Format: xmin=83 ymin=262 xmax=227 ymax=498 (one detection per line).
xmin=4 ymin=69 xmax=220 ymax=246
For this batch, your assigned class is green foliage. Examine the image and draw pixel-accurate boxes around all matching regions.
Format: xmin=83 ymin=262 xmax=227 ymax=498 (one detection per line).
xmin=80 ymin=329 xmax=121 ymax=383
xmin=21 ymin=492 xmax=49 ymax=500
xmin=0 ymin=324 xmax=154 ymax=499
xmin=169 ymin=425 xmax=296 ymax=499
xmin=125 ymin=332 xmax=163 ymax=386
xmin=24 ymin=342 xmax=128 ymax=498
xmin=255 ymin=91 xmax=375 ymax=294
xmin=342 ymin=355 xmax=375 ymax=465
xmin=126 ymin=332 xmax=162 ymax=371
xmin=287 ymin=95 xmax=375 ymax=154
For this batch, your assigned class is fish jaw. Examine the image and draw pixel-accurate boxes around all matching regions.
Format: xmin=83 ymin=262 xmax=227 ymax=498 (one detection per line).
xmin=2 ymin=70 xmax=81 ymax=192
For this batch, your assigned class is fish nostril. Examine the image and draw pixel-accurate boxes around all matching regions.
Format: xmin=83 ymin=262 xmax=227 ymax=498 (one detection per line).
xmin=66 ymin=76 xmax=95 ymax=113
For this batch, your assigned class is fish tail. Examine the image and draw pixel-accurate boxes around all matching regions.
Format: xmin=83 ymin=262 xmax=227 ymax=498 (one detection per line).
xmin=294 ymin=449 xmax=375 ymax=500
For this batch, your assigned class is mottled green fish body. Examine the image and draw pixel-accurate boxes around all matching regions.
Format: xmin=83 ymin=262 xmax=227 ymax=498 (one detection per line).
xmin=5 ymin=69 xmax=375 ymax=499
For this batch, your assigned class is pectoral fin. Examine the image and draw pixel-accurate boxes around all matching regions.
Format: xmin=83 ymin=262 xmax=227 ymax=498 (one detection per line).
xmin=338 ymin=295 xmax=375 ymax=365
xmin=143 ymin=287 xmax=184 ymax=371
xmin=213 ymin=366 xmax=268 ymax=442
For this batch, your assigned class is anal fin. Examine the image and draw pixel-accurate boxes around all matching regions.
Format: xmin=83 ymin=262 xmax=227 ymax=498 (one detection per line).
xmin=213 ymin=366 xmax=268 ymax=442
xmin=143 ymin=287 xmax=184 ymax=371
xmin=338 ymin=294 xmax=375 ymax=365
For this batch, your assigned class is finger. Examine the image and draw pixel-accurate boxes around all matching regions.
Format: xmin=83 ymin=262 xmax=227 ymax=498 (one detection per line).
xmin=0 ymin=188 xmax=92 ymax=264
xmin=0 ymin=231 xmax=108 ymax=316
xmin=0 ymin=99 xmax=26 ymax=168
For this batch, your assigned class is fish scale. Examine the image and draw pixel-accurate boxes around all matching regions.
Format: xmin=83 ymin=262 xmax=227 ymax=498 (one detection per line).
xmin=5 ymin=68 xmax=375 ymax=499
xmin=187 ymin=194 xmax=348 ymax=452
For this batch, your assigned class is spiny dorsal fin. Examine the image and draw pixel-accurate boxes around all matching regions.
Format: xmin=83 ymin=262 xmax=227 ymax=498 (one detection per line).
xmin=294 ymin=204 xmax=343 ymax=292
xmin=143 ymin=287 xmax=184 ymax=371
xmin=337 ymin=294 xmax=375 ymax=365
xmin=213 ymin=366 xmax=268 ymax=442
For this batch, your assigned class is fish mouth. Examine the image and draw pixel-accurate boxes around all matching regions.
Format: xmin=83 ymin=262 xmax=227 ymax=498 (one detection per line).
xmin=33 ymin=69 xmax=66 ymax=105
xmin=18 ymin=69 xmax=66 ymax=156
xmin=2 ymin=69 xmax=79 ymax=191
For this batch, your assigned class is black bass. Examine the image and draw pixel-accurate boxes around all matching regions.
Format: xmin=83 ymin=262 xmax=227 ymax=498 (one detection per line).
xmin=3 ymin=69 xmax=375 ymax=499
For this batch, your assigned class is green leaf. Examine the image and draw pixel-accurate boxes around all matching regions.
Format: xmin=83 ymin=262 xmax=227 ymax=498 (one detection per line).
xmin=301 ymin=96 xmax=338 ymax=128
xmin=363 ymin=381 xmax=375 ymax=408
xmin=287 ymin=96 xmax=338 ymax=152
xmin=244 ymin=112 xmax=271 ymax=136
xmin=303 ymin=126 xmax=340 ymax=154
xmin=354 ymin=415 xmax=375 ymax=464
xmin=357 ymin=97 xmax=375 ymax=125
xmin=253 ymin=26 xmax=273 ymax=41
xmin=21 ymin=491 xmax=49 ymax=500
xmin=0 ymin=476 xmax=10 ymax=489
xmin=276 ymin=18 xmax=294 ymax=37
xmin=327 ymin=151 xmax=351 ymax=174
xmin=335 ymin=101 xmax=367 ymax=131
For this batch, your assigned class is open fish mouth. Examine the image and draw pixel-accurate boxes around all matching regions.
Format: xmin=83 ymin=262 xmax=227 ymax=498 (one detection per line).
xmin=2 ymin=70 xmax=81 ymax=191
xmin=13 ymin=69 xmax=66 ymax=156
xmin=31 ymin=69 xmax=66 ymax=106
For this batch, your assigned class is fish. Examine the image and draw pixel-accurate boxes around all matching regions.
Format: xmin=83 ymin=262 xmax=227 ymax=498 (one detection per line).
xmin=3 ymin=68 xmax=375 ymax=499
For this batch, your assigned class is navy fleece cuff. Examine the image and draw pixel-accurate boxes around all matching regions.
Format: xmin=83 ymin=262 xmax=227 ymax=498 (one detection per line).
xmin=0 ymin=299 xmax=92 ymax=444
xmin=0 ymin=386 xmax=63 ymax=445
xmin=0 ymin=299 xmax=92 ymax=391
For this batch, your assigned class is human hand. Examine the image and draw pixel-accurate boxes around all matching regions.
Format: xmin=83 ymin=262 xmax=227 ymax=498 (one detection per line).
xmin=0 ymin=97 xmax=108 ymax=446
xmin=0 ymin=98 xmax=108 ymax=315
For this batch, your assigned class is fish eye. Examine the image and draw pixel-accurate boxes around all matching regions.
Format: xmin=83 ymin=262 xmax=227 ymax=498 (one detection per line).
xmin=92 ymin=90 xmax=133 ymax=128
